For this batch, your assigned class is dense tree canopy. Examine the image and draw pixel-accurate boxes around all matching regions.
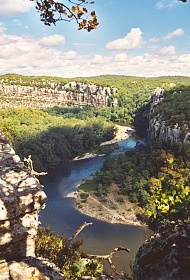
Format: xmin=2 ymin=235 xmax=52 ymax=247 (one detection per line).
xmin=0 ymin=107 xmax=115 ymax=171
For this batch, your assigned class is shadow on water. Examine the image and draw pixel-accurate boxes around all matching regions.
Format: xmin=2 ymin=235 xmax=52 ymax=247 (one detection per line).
xmin=39 ymin=137 xmax=152 ymax=275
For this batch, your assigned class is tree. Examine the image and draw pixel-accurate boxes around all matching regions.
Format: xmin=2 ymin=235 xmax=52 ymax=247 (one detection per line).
xmin=30 ymin=0 xmax=99 ymax=31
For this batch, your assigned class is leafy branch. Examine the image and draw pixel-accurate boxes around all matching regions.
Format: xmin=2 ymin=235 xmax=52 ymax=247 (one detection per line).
xmin=30 ymin=0 xmax=99 ymax=31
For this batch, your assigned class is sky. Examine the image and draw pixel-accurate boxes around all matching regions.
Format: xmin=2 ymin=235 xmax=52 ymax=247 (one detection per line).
xmin=0 ymin=0 xmax=190 ymax=78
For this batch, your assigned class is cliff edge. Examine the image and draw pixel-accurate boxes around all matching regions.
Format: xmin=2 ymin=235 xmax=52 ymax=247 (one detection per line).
xmin=0 ymin=131 xmax=64 ymax=279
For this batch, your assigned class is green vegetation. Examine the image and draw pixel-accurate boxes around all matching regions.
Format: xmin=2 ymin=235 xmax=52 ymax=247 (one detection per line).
xmin=1 ymin=74 xmax=190 ymax=277
xmin=79 ymin=86 xmax=190 ymax=227
xmin=35 ymin=226 xmax=103 ymax=280
xmin=151 ymin=86 xmax=190 ymax=128
xmin=0 ymin=108 xmax=115 ymax=171
xmin=1 ymin=74 xmax=190 ymax=125
xmin=1 ymin=76 xmax=190 ymax=225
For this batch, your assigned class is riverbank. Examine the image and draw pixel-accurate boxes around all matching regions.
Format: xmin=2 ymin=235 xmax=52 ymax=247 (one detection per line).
xmin=100 ymin=125 xmax=135 ymax=146
xmin=73 ymin=125 xmax=135 ymax=161
xmin=75 ymin=184 xmax=146 ymax=227
xmin=70 ymin=125 xmax=147 ymax=227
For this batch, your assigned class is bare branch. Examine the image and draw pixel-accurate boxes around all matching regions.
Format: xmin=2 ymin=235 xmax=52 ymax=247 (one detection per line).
xmin=66 ymin=222 xmax=93 ymax=247
xmin=84 ymin=246 xmax=130 ymax=275
xmin=24 ymin=155 xmax=47 ymax=176
xmin=64 ymin=221 xmax=130 ymax=275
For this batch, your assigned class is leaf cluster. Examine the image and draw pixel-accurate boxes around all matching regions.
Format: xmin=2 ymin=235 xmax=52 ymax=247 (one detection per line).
xmin=30 ymin=0 xmax=99 ymax=31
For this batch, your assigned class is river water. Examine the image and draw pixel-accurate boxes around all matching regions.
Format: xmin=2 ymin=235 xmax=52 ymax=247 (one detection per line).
xmin=39 ymin=137 xmax=152 ymax=275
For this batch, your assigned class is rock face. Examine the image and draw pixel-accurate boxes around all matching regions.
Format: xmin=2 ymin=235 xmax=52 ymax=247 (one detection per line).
xmin=0 ymin=132 xmax=64 ymax=279
xmin=0 ymin=82 xmax=118 ymax=109
xmin=149 ymin=88 xmax=190 ymax=145
xmin=133 ymin=220 xmax=190 ymax=280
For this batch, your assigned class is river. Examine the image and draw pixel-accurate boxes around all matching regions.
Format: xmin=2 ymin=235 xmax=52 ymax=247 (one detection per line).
xmin=39 ymin=136 xmax=152 ymax=275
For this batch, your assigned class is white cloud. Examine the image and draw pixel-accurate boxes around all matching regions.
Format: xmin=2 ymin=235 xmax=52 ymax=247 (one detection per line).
xmin=91 ymin=55 xmax=111 ymax=65
xmin=106 ymin=28 xmax=144 ymax=50
xmin=0 ymin=0 xmax=34 ymax=16
xmin=39 ymin=34 xmax=65 ymax=47
xmin=156 ymin=1 xmax=165 ymax=9
xmin=163 ymin=28 xmax=184 ymax=40
xmin=114 ymin=53 xmax=129 ymax=62
xmin=63 ymin=51 xmax=77 ymax=60
xmin=0 ymin=27 xmax=189 ymax=78
xmin=148 ymin=37 xmax=160 ymax=43
xmin=72 ymin=42 xmax=96 ymax=48
xmin=159 ymin=45 xmax=176 ymax=55
xmin=156 ymin=0 xmax=179 ymax=9
xmin=12 ymin=19 xmax=22 ymax=26
xmin=0 ymin=22 xmax=6 ymax=34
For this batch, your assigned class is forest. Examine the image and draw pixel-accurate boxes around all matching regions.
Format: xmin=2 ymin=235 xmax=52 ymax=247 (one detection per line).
xmin=0 ymin=107 xmax=115 ymax=171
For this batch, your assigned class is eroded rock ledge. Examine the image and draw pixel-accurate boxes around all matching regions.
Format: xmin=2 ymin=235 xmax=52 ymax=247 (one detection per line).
xmin=0 ymin=132 xmax=64 ymax=279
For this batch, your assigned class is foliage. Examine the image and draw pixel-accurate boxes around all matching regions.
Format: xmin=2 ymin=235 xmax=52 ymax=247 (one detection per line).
xmin=0 ymin=107 xmax=115 ymax=171
xmin=146 ymin=158 xmax=190 ymax=223
xmin=151 ymin=86 xmax=190 ymax=128
xmin=80 ymin=142 xmax=190 ymax=227
xmin=30 ymin=0 xmax=99 ymax=31
xmin=35 ymin=226 xmax=103 ymax=279
xmin=1 ymin=74 xmax=190 ymax=127
xmin=28 ymin=1 xmax=187 ymax=32
xmin=1 ymin=74 xmax=190 ymax=226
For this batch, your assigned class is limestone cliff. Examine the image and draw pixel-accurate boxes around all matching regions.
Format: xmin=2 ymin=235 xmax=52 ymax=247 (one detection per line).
xmin=0 ymin=131 xmax=64 ymax=279
xmin=0 ymin=82 xmax=118 ymax=109
xmin=148 ymin=88 xmax=190 ymax=145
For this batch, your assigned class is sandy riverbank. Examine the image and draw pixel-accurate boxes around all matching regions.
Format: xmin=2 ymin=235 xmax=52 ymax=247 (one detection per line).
xmin=75 ymin=185 xmax=145 ymax=227
xmin=100 ymin=125 xmax=135 ymax=146
xmin=73 ymin=125 xmax=135 ymax=161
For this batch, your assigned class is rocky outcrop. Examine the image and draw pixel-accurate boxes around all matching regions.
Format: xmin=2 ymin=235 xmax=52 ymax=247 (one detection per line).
xmin=148 ymin=118 xmax=189 ymax=145
xmin=0 ymin=82 xmax=118 ymax=109
xmin=0 ymin=257 xmax=65 ymax=280
xmin=133 ymin=220 xmax=190 ymax=280
xmin=148 ymin=88 xmax=190 ymax=145
xmin=0 ymin=131 xmax=64 ymax=279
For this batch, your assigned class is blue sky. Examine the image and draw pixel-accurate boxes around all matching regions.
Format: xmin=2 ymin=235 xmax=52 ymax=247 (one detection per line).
xmin=0 ymin=0 xmax=189 ymax=77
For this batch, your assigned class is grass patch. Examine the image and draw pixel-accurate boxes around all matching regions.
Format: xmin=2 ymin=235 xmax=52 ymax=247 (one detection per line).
xmin=79 ymin=178 xmax=97 ymax=192
xmin=95 ymin=143 xmax=118 ymax=155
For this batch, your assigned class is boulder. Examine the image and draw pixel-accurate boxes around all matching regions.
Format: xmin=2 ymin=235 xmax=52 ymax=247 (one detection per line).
xmin=134 ymin=221 xmax=190 ymax=280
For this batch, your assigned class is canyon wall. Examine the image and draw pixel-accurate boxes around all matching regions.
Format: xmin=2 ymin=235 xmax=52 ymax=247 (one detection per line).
xmin=0 ymin=82 xmax=118 ymax=109
xmin=148 ymin=88 xmax=190 ymax=145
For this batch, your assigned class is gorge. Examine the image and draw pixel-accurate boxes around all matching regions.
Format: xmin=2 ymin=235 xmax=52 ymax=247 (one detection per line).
xmin=0 ymin=74 xmax=190 ymax=279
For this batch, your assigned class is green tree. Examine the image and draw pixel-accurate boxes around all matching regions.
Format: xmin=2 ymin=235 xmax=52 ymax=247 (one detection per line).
xmin=146 ymin=167 xmax=190 ymax=224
